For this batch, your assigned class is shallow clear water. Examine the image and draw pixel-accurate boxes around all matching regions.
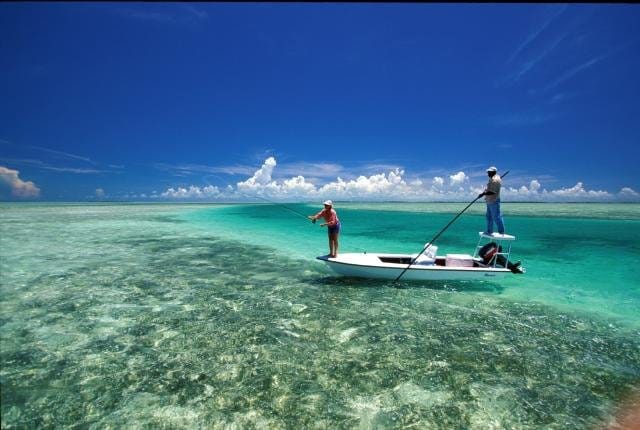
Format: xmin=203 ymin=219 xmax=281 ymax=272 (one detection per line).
xmin=1 ymin=203 xmax=639 ymax=428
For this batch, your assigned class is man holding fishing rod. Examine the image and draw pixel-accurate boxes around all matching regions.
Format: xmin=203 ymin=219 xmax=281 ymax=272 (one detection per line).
xmin=308 ymin=200 xmax=341 ymax=258
xmin=480 ymin=166 xmax=505 ymax=236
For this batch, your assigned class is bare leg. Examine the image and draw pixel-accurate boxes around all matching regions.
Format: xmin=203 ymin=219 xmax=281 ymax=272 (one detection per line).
xmin=329 ymin=233 xmax=339 ymax=257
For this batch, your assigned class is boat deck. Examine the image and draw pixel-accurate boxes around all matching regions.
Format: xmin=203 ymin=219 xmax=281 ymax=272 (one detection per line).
xmin=317 ymin=252 xmax=514 ymax=281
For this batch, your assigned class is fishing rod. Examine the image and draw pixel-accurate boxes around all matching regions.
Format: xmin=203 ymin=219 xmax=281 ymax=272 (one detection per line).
xmin=393 ymin=170 xmax=510 ymax=284
xmin=239 ymin=191 xmax=311 ymax=221
xmin=205 ymin=174 xmax=311 ymax=221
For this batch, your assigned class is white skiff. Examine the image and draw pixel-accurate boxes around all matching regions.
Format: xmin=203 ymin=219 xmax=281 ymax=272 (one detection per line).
xmin=316 ymin=232 xmax=524 ymax=281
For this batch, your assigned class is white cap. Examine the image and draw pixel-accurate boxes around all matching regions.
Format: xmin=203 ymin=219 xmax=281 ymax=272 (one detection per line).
xmin=486 ymin=166 xmax=497 ymax=173
xmin=323 ymin=200 xmax=333 ymax=206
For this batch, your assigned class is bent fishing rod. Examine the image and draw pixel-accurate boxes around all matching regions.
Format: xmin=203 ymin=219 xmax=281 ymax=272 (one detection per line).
xmin=393 ymin=170 xmax=510 ymax=284
xmin=205 ymin=174 xmax=311 ymax=221
xmin=241 ymin=191 xmax=311 ymax=221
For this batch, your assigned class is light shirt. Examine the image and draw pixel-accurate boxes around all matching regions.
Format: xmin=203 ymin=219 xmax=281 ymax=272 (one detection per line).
xmin=315 ymin=208 xmax=339 ymax=226
xmin=485 ymin=175 xmax=501 ymax=203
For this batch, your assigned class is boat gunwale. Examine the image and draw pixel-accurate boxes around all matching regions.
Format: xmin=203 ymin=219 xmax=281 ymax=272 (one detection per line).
xmin=316 ymin=254 xmax=511 ymax=273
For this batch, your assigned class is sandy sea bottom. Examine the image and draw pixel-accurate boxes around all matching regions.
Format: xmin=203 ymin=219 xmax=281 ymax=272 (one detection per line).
xmin=1 ymin=203 xmax=639 ymax=428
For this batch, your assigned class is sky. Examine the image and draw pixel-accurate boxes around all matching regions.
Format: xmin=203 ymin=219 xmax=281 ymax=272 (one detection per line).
xmin=1 ymin=3 xmax=639 ymax=202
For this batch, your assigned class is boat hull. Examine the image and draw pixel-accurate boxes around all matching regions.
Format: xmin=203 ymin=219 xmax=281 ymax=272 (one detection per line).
xmin=317 ymin=253 xmax=512 ymax=281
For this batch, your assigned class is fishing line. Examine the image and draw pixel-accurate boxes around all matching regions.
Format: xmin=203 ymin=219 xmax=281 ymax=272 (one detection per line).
xmin=241 ymin=192 xmax=311 ymax=220
xmin=203 ymin=173 xmax=312 ymax=222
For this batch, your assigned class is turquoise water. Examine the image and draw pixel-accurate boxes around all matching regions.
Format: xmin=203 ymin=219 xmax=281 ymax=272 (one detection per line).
xmin=1 ymin=202 xmax=639 ymax=428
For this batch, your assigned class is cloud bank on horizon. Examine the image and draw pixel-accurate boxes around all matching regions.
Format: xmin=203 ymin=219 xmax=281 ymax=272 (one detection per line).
xmin=159 ymin=157 xmax=639 ymax=203
xmin=1 ymin=156 xmax=638 ymax=202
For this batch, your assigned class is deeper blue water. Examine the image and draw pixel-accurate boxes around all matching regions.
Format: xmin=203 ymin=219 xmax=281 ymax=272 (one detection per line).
xmin=1 ymin=202 xmax=639 ymax=428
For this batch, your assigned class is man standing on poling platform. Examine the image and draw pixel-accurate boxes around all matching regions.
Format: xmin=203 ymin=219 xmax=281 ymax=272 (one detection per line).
xmin=479 ymin=166 xmax=505 ymax=235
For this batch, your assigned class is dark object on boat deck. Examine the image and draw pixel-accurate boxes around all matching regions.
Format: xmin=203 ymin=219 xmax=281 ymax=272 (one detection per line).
xmin=479 ymin=241 xmax=523 ymax=274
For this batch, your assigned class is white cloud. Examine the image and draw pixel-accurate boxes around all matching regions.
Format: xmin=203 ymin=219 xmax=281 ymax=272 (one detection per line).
xmin=95 ymin=188 xmax=105 ymax=198
xmin=619 ymin=187 xmax=639 ymax=198
xmin=159 ymin=157 xmax=639 ymax=203
xmin=281 ymin=176 xmax=316 ymax=196
xmin=237 ymin=157 xmax=277 ymax=191
xmin=529 ymin=179 xmax=541 ymax=192
xmin=161 ymin=185 xmax=220 ymax=199
xmin=0 ymin=166 xmax=40 ymax=198
xmin=500 ymin=180 xmax=640 ymax=202
xmin=317 ymin=169 xmax=410 ymax=200
xmin=449 ymin=171 xmax=467 ymax=187
xmin=549 ymin=182 xmax=610 ymax=199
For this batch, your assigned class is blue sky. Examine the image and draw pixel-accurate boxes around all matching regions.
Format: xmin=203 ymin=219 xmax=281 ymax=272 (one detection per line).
xmin=1 ymin=3 xmax=639 ymax=202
